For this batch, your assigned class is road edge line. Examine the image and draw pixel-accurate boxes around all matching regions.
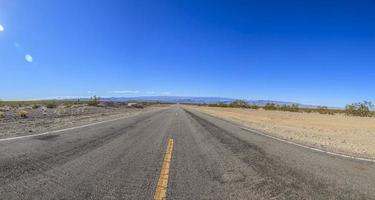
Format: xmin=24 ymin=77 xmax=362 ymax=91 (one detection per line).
xmin=241 ymin=127 xmax=375 ymax=163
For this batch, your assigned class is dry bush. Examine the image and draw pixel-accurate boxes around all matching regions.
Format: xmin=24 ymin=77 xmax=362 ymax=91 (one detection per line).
xmin=229 ymin=100 xmax=249 ymax=108
xmin=345 ymin=101 xmax=374 ymax=117
xmin=263 ymin=103 xmax=277 ymax=110
xmin=32 ymin=104 xmax=40 ymax=109
xmin=46 ymin=102 xmax=58 ymax=109
xmin=0 ymin=112 xmax=5 ymax=118
xmin=208 ymin=103 xmax=228 ymax=107
xmin=19 ymin=111 xmax=28 ymax=118
xmin=88 ymin=95 xmax=101 ymax=106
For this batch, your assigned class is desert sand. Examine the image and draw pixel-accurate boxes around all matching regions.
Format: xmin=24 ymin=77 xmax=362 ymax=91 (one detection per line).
xmin=190 ymin=106 xmax=375 ymax=159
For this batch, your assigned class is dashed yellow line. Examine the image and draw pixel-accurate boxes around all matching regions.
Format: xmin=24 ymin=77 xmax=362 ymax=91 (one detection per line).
xmin=154 ymin=138 xmax=174 ymax=200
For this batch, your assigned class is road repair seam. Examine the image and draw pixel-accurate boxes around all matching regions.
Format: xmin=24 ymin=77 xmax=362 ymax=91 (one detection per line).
xmin=154 ymin=138 xmax=174 ymax=200
xmin=241 ymin=127 xmax=375 ymax=163
xmin=0 ymin=112 xmax=142 ymax=142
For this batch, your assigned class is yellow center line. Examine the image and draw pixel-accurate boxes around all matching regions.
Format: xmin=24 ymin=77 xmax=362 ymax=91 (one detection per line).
xmin=154 ymin=138 xmax=174 ymax=200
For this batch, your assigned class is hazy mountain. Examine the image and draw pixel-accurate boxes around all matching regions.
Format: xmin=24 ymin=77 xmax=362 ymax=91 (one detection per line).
xmin=61 ymin=96 xmax=318 ymax=107
xmin=100 ymin=96 xmax=236 ymax=104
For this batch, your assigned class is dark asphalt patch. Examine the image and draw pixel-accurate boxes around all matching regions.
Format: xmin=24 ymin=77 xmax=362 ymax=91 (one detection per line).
xmin=34 ymin=134 xmax=59 ymax=140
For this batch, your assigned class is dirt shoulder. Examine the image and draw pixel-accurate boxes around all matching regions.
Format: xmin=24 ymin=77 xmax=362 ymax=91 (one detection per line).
xmin=0 ymin=104 xmax=165 ymax=139
xmin=188 ymin=105 xmax=375 ymax=159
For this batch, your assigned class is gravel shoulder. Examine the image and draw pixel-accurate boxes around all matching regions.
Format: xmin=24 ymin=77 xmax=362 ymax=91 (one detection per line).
xmin=0 ymin=104 xmax=164 ymax=139
xmin=188 ymin=105 xmax=375 ymax=159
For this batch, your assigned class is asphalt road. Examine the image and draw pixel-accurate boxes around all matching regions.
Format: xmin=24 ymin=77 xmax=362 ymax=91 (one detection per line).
xmin=1 ymin=105 xmax=375 ymax=199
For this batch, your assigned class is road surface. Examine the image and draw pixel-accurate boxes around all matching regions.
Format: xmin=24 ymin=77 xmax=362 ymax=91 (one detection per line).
xmin=1 ymin=105 xmax=375 ymax=199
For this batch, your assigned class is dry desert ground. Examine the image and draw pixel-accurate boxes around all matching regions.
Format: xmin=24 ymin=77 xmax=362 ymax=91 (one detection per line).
xmin=189 ymin=105 xmax=375 ymax=159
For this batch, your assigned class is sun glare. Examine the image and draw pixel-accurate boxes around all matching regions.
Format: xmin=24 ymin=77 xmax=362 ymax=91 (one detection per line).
xmin=0 ymin=24 xmax=4 ymax=32
xmin=25 ymin=54 xmax=33 ymax=63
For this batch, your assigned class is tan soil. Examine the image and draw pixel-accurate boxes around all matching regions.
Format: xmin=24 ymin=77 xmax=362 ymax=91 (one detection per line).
xmin=189 ymin=106 xmax=375 ymax=159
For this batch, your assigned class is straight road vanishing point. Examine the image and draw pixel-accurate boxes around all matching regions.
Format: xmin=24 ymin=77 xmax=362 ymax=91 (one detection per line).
xmin=1 ymin=106 xmax=375 ymax=199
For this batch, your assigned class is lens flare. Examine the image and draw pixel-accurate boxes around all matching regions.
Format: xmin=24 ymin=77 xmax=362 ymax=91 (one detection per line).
xmin=25 ymin=54 xmax=33 ymax=63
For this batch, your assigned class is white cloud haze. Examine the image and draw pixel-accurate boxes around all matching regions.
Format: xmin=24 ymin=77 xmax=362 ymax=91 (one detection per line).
xmin=109 ymin=90 xmax=140 ymax=94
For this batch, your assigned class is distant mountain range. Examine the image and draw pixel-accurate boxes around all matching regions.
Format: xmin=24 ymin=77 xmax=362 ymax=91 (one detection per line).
xmin=61 ymin=96 xmax=322 ymax=108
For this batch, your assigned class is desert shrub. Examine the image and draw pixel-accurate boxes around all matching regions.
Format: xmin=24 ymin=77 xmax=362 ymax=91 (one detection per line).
xmin=229 ymin=100 xmax=249 ymax=108
xmin=131 ymin=103 xmax=144 ymax=108
xmin=249 ymin=105 xmax=260 ymax=109
xmin=103 ymin=101 xmax=115 ymax=107
xmin=19 ymin=111 xmax=28 ymax=118
xmin=32 ymin=104 xmax=40 ymax=109
xmin=9 ymin=104 xmax=19 ymax=108
xmin=208 ymin=103 xmax=228 ymax=107
xmin=315 ymin=106 xmax=334 ymax=115
xmin=263 ymin=103 xmax=277 ymax=110
xmin=279 ymin=104 xmax=299 ymax=112
xmin=302 ymin=108 xmax=313 ymax=113
xmin=45 ymin=102 xmax=58 ymax=109
xmin=0 ymin=112 xmax=4 ymax=118
xmin=119 ymin=102 xmax=128 ymax=106
xmin=345 ymin=101 xmax=374 ymax=117
xmin=88 ymin=95 xmax=101 ymax=106
xmin=63 ymin=102 xmax=73 ymax=107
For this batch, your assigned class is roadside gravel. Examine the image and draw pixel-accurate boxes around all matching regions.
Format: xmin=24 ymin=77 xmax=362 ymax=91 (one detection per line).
xmin=0 ymin=105 xmax=160 ymax=139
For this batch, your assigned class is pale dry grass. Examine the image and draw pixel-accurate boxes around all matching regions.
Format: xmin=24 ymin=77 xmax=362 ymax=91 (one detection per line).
xmin=190 ymin=106 xmax=375 ymax=159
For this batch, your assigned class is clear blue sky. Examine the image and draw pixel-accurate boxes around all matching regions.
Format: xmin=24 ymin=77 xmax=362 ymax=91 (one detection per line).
xmin=1 ymin=0 xmax=374 ymax=106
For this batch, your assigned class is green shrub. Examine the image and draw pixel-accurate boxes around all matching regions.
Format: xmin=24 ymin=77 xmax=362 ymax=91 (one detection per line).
xmin=249 ymin=105 xmax=260 ymax=109
xmin=278 ymin=104 xmax=299 ymax=112
xmin=315 ymin=106 xmax=334 ymax=115
xmin=263 ymin=103 xmax=277 ymax=110
xmin=87 ymin=95 xmax=101 ymax=106
xmin=345 ymin=101 xmax=374 ymax=117
xmin=229 ymin=100 xmax=249 ymax=108
xmin=32 ymin=104 xmax=40 ymax=109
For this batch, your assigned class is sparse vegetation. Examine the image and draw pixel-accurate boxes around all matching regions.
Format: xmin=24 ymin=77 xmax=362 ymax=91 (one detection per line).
xmin=32 ymin=104 xmax=40 ymax=109
xmin=200 ymin=100 xmax=259 ymax=109
xmin=279 ymin=104 xmax=299 ymax=112
xmin=201 ymin=100 xmax=374 ymax=117
xmin=314 ymin=106 xmax=334 ymax=115
xmin=103 ymin=101 xmax=115 ymax=107
xmin=208 ymin=102 xmax=228 ymax=107
xmin=46 ymin=101 xmax=58 ymax=109
xmin=345 ymin=101 xmax=374 ymax=117
xmin=88 ymin=95 xmax=101 ymax=106
xmin=263 ymin=103 xmax=278 ymax=110
xmin=229 ymin=100 xmax=249 ymax=108
xmin=19 ymin=111 xmax=28 ymax=118
xmin=0 ymin=112 xmax=5 ymax=118
xmin=131 ymin=103 xmax=144 ymax=108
